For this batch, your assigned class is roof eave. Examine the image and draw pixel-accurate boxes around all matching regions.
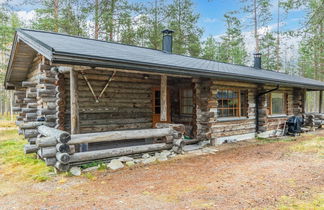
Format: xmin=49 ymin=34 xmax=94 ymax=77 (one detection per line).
xmin=52 ymin=53 xmax=324 ymax=91
xmin=17 ymin=29 xmax=53 ymax=60
xmin=4 ymin=29 xmax=55 ymax=89
xmin=4 ymin=32 xmax=18 ymax=89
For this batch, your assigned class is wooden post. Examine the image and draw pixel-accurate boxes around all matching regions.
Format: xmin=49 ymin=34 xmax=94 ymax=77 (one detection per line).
xmin=160 ymin=75 xmax=167 ymax=121
xmin=70 ymin=68 xmax=79 ymax=134
xmin=319 ymin=90 xmax=323 ymax=113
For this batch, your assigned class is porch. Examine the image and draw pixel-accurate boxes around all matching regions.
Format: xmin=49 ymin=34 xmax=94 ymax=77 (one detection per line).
xmin=60 ymin=66 xmax=208 ymax=151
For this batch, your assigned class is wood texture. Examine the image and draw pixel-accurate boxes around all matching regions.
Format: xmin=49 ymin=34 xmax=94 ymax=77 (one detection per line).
xmin=160 ymin=75 xmax=167 ymax=121
xmin=70 ymin=69 xmax=79 ymax=134
xmin=68 ymin=128 xmax=172 ymax=145
xmin=70 ymin=143 xmax=173 ymax=163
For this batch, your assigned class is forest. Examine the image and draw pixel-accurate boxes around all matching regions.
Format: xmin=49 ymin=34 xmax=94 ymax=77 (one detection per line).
xmin=0 ymin=0 xmax=323 ymax=116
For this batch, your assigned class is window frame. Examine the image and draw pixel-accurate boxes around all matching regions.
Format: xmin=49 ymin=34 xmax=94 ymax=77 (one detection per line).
xmin=179 ymin=88 xmax=193 ymax=115
xmin=268 ymin=92 xmax=288 ymax=115
xmin=217 ymin=88 xmax=248 ymax=118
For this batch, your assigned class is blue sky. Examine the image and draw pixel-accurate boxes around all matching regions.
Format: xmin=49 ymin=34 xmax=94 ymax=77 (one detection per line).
xmin=193 ymin=0 xmax=306 ymax=38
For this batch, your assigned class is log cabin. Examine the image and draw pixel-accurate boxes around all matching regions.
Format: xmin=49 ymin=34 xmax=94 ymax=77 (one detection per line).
xmin=4 ymin=28 xmax=324 ymax=170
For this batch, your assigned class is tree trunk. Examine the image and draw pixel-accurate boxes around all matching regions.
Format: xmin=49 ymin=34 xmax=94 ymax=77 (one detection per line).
xmin=68 ymin=128 xmax=172 ymax=145
xmin=70 ymin=143 xmax=172 ymax=163
xmin=94 ymin=0 xmax=99 ymax=39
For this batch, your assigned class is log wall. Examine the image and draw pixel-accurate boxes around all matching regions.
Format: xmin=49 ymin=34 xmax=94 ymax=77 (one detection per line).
xmin=13 ymin=55 xmax=59 ymax=143
xmin=63 ymin=69 xmax=160 ymax=133
xmin=208 ymin=81 xmax=256 ymax=144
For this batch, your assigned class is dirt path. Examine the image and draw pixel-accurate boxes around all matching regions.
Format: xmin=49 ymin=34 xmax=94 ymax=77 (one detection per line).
xmin=1 ymin=133 xmax=323 ymax=209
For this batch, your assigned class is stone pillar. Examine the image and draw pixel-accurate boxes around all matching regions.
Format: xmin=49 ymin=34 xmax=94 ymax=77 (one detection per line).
xmin=192 ymin=78 xmax=214 ymax=141
xmin=292 ymin=88 xmax=304 ymax=115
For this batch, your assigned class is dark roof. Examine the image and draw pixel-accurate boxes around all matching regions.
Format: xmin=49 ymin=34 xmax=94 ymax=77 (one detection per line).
xmin=6 ymin=28 xmax=324 ymax=90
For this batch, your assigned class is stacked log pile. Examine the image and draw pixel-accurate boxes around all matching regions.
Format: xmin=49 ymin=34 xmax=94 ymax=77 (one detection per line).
xmin=24 ymin=124 xmax=185 ymax=172
xmin=13 ymin=57 xmax=56 ymax=144
xmin=304 ymin=113 xmax=324 ymax=130
xmin=12 ymin=57 xmax=67 ymax=158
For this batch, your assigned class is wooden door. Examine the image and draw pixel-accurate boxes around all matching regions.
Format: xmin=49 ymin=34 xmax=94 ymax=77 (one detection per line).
xmin=152 ymin=87 xmax=171 ymax=127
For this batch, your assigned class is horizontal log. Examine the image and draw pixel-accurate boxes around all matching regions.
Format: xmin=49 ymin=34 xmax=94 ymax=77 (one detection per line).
xmin=21 ymin=108 xmax=37 ymax=113
xmin=37 ymin=109 xmax=56 ymax=115
xmin=26 ymin=92 xmax=37 ymax=98
xmin=54 ymin=162 xmax=70 ymax=171
xmin=56 ymin=152 xmax=70 ymax=164
xmin=20 ymin=121 xmax=50 ymax=129
xmin=79 ymin=118 xmax=150 ymax=126
xmin=28 ymin=138 xmax=37 ymax=144
xmin=24 ymin=144 xmax=38 ymax=154
xmin=45 ymin=157 xmax=57 ymax=166
xmin=56 ymin=143 xmax=70 ymax=153
xmin=27 ymin=88 xmax=37 ymax=93
xmin=24 ymin=98 xmax=37 ymax=103
xmin=70 ymin=143 xmax=172 ymax=163
xmin=27 ymin=103 xmax=38 ymax=108
xmin=79 ymin=123 xmax=152 ymax=133
xmin=38 ymin=125 xmax=71 ymax=143
xmin=25 ymin=113 xmax=37 ymax=118
xmin=37 ymin=89 xmax=57 ymax=97
xmin=13 ymin=107 xmax=22 ymax=112
xmin=68 ymin=128 xmax=171 ymax=145
xmin=24 ymin=129 xmax=39 ymax=138
xmin=36 ymin=136 xmax=57 ymax=147
xmin=40 ymin=147 xmax=57 ymax=158
xmin=65 ymin=73 xmax=159 ymax=83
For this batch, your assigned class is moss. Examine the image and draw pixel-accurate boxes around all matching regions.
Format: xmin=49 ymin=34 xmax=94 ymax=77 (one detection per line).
xmin=0 ymin=128 xmax=52 ymax=182
xmin=278 ymin=193 xmax=324 ymax=209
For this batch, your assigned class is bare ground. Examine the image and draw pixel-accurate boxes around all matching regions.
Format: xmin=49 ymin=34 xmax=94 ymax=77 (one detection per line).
xmin=0 ymin=132 xmax=323 ymax=209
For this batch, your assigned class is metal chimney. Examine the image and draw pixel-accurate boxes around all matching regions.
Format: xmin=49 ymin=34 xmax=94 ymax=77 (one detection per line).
xmin=162 ymin=29 xmax=174 ymax=53
xmin=253 ymin=53 xmax=262 ymax=69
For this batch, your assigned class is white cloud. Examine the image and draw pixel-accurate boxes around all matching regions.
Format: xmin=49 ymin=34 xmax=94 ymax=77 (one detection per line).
xmin=204 ymin=18 xmax=220 ymax=23
xmin=16 ymin=10 xmax=36 ymax=26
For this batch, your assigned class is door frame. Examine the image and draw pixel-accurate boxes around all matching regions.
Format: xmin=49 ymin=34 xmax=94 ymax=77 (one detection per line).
xmin=152 ymin=87 xmax=171 ymax=127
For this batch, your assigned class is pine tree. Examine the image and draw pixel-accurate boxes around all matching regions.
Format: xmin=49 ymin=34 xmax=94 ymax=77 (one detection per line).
xmin=282 ymin=0 xmax=324 ymax=81
xmin=167 ymin=0 xmax=203 ymax=57
xmin=218 ymin=12 xmax=247 ymax=65
xmin=201 ymin=36 xmax=220 ymax=61
xmin=240 ymin=0 xmax=272 ymax=53
xmin=260 ymin=32 xmax=277 ymax=70
xmin=31 ymin=0 xmax=89 ymax=36
xmin=146 ymin=0 xmax=167 ymax=50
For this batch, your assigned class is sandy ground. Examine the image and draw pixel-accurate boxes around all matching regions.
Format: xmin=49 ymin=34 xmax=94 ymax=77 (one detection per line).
xmin=0 ymin=132 xmax=323 ymax=209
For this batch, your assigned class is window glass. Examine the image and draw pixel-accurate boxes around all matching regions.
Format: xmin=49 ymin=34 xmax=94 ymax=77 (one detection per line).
xmin=180 ymin=89 xmax=193 ymax=114
xmin=271 ymin=92 xmax=285 ymax=114
xmin=217 ymin=89 xmax=247 ymax=117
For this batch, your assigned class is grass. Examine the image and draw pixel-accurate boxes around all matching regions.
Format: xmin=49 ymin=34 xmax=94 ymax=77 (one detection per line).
xmin=256 ymin=136 xmax=296 ymax=144
xmin=289 ymin=136 xmax=324 ymax=157
xmin=278 ymin=193 xmax=324 ymax=209
xmin=0 ymin=129 xmax=53 ymax=183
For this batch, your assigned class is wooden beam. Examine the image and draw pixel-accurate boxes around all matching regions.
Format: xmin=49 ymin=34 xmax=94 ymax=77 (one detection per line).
xmin=319 ymin=90 xmax=323 ymax=113
xmin=70 ymin=68 xmax=79 ymax=134
xmin=69 ymin=143 xmax=173 ymax=163
xmin=160 ymin=75 xmax=167 ymax=121
xmin=68 ymin=128 xmax=172 ymax=145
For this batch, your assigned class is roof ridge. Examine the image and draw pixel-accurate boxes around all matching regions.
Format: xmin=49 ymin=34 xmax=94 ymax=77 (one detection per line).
xmin=19 ymin=28 xmax=166 ymax=54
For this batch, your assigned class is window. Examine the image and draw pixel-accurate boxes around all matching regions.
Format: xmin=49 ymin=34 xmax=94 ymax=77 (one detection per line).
xmin=217 ymin=89 xmax=248 ymax=118
xmin=180 ymin=88 xmax=193 ymax=114
xmin=153 ymin=90 xmax=160 ymax=114
xmin=269 ymin=92 xmax=286 ymax=115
